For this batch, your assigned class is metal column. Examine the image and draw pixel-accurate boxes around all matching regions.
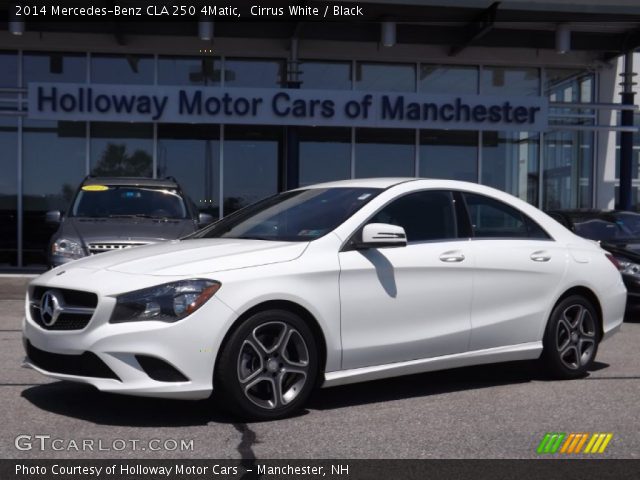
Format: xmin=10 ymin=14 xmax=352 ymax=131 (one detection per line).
xmin=284 ymin=38 xmax=301 ymax=190
xmin=619 ymin=52 xmax=636 ymax=211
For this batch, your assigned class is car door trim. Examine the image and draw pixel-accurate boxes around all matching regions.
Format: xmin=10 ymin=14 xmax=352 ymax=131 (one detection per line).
xmin=322 ymin=341 xmax=542 ymax=387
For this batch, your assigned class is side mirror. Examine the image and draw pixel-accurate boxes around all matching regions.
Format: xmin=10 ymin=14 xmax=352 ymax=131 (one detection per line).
xmin=45 ymin=210 xmax=62 ymax=225
xmin=356 ymin=223 xmax=407 ymax=249
xmin=198 ymin=212 xmax=214 ymax=227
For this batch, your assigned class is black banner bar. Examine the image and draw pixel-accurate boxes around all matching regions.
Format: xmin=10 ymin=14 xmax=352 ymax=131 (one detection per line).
xmin=2 ymin=1 xmax=640 ymax=23
xmin=2 ymin=459 xmax=640 ymax=480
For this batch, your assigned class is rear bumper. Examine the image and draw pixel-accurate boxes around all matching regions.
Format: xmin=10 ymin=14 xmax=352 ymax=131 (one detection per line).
xmin=601 ymin=279 xmax=627 ymax=342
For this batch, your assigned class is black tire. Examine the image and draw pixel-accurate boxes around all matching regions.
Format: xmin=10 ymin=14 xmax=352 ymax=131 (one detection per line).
xmin=542 ymin=295 xmax=601 ymax=379
xmin=215 ymin=309 xmax=318 ymax=420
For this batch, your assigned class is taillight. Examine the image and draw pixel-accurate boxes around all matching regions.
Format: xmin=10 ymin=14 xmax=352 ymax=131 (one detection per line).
xmin=606 ymin=253 xmax=622 ymax=271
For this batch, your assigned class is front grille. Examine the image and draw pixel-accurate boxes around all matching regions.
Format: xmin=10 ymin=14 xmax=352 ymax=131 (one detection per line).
xmin=26 ymin=341 xmax=121 ymax=381
xmin=88 ymin=242 xmax=147 ymax=255
xmin=30 ymin=287 xmax=97 ymax=331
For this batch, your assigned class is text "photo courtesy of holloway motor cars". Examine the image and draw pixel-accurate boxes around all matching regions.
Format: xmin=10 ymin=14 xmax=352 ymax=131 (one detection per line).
xmin=23 ymin=179 xmax=626 ymax=420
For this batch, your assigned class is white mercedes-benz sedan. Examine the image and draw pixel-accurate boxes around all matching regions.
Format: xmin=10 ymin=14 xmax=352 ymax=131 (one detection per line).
xmin=22 ymin=178 xmax=626 ymax=419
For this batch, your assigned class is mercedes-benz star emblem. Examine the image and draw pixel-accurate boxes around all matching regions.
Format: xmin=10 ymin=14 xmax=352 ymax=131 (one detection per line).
xmin=40 ymin=291 xmax=63 ymax=327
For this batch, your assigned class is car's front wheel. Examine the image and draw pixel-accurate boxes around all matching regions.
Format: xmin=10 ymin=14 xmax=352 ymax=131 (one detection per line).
xmin=542 ymin=295 xmax=600 ymax=379
xmin=215 ymin=309 xmax=318 ymax=420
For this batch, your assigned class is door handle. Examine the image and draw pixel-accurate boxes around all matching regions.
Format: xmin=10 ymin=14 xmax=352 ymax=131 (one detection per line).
xmin=530 ymin=250 xmax=551 ymax=262
xmin=439 ymin=250 xmax=465 ymax=263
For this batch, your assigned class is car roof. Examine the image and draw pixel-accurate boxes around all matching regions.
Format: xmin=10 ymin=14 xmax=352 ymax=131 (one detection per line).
xmin=82 ymin=177 xmax=179 ymax=188
xmin=300 ymin=178 xmax=417 ymax=189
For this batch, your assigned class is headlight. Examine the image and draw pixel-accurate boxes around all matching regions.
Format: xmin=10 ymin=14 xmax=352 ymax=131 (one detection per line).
xmin=51 ymin=237 xmax=85 ymax=259
xmin=110 ymin=279 xmax=221 ymax=323
xmin=617 ymin=258 xmax=640 ymax=277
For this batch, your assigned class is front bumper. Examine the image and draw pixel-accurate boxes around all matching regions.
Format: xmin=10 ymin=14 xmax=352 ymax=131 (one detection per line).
xmin=22 ymin=285 xmax=237 ymax=400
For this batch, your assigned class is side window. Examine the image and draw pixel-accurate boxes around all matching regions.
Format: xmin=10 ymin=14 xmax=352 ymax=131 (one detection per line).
xmin=369 ymin=190 xmax=457 ymax=243
xmin=463 ymin=193 xmax=550 ymax=239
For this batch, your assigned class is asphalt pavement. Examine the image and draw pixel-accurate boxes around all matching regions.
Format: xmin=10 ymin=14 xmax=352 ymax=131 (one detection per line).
xmin=1 ymin=275 xmax=638 ymax=459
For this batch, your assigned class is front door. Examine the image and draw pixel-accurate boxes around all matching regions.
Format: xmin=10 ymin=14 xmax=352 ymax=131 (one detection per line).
xmin=338 ymin=190 xmax=473 ymax=370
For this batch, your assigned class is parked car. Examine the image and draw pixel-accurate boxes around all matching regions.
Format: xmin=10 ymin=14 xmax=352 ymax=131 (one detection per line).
xmin=24 ymin=179 xmax=625 ymax=420
xmin=548 ymin=209 xmax=640 ymax=309
xmin=46 ymin=176 xmax=213 ymax=268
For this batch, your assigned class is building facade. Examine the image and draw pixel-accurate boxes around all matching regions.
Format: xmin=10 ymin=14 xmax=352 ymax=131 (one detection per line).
xmin=1 ymin=5 xmax=639 ymax=268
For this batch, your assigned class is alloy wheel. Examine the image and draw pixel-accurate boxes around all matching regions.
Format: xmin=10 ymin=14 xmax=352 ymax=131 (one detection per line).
xmin=236 ymin=321 xmax=310 ymax=410
xmin=555 ymin=303 xmax=597 ymax=370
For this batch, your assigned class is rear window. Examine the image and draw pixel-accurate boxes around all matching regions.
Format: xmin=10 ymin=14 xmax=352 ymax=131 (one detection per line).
xmin=464 ymin=193 xmax=550 ymax=239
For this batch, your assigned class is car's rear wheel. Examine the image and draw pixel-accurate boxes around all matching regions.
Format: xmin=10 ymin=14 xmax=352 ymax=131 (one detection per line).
xmin=542 ymin=295 xmax=600 ymax=379
xmin=215 ymin=309 xmax=318 ymax=420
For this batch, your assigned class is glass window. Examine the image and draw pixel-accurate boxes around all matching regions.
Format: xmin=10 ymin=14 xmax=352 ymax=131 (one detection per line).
xmin=299 ymin=127 xmax=351 ymax=186
xmin=223 ymin=125 xmax=281 ymax=214
xmin=91 ymin=54 xmax=154 ymax=84
xmin=0 ymin=51 xmax=18 ymax=88
xmin=355 ymin=128 xmax=415 ymax=178
xmin=90 ymin=123 xmax=153 ymax=177
xmin=370 ymin=190 xmax=457 ymax=242
xmin=23 ymin=120 xmax=86 ymax=266
xmin=464 ymin=192 xmax=547 ymax=239
xmin=0 ymin=117 xmax=17 ymax=266
xmin=420 ymin=130 xmax=477 ymax=182
xmin=464 ymin=193 xmax=526 ymax=238
xmin=194 ymin=188 xmax=381 ymax=242
xmin=482 ymin=131 xmax=539 ymax=205
xmin=573 ymin=218 xmax=630 ymax=242
xmin=158 ymin=56 xmax=221 ymax=86
xmin=419 ymin=65 xmax=478 ymax=94
xmin=546 ymin=69 xmax=596 ymax=122
xmin=481 ymin=67 xmax=539 ymax=96
xmin=546 ymin=69 xmax=594 ymax=103
xmin=299 ymin=61 xmax=351 ymax=90
xmin=356 ymin=62 xmax=415 ymax=92
xmin=71 ymin=186 xmax=187 ymax=219
xmin=543 ymin=130 xmax=593 ymax=210
xmin=158 ymin=124 xmax=221 ymax=218
xmin=224 ymin=59 xmax=285 ymax=88
xmin=23 ymin=52 xmax=86 ymax=85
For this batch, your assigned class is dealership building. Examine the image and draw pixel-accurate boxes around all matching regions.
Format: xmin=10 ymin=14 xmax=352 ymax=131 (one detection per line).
xmin=1 ymin=0 xmax=640 ymax=269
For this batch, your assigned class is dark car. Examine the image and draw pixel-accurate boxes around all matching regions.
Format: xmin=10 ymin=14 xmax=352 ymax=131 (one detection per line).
xmin=548 ymin=209 xmax=640 ymax=309
xmin=46 ymin=176 xmax=213 ymax=268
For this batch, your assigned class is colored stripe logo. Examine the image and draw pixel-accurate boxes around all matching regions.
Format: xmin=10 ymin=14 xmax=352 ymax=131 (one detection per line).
xmin=537 ymin=433 xmax=613 ymax=454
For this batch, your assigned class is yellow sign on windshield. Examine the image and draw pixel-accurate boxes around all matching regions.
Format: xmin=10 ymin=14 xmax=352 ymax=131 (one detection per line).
xmin=82 ymin=185 xmax=109 ymax=192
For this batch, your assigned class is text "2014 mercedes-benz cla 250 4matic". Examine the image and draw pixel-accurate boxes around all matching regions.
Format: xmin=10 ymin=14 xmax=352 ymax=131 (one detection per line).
xmin=22 ymin=179 xmax=626 ymax=420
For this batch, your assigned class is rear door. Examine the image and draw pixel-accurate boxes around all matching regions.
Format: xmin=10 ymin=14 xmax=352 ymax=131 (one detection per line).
xmin=462 ymin=192 xmax=567 ymax=351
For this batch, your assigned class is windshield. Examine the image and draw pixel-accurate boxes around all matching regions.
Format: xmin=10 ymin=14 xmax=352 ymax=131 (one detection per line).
xmin=71 ymin=186 xmax=188 ymax=219
xmin=191 ymin=187 xmax=382 ymax=242
xmin=573 ymin=215 xmax=640 ymax=242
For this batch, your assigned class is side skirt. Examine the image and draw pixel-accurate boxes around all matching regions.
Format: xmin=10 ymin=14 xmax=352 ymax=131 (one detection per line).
xmin=322 ymin=341 xmax=542 ymax=388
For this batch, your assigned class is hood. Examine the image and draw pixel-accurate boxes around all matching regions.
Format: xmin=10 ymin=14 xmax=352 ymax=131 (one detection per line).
xmin=601 ymin=239 xmax=640 ymax=262
xmin=57 ymin=238 xmax=309 ymax=276
xmin=61 ymin=217 xmax=196 ymax=244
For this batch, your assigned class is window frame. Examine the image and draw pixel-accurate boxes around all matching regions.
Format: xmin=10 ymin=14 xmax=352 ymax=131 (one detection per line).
xmin=343 ymin=189 xmax=468 ymax=251
xmin=459 ymin=191 xmax=553 ymax=241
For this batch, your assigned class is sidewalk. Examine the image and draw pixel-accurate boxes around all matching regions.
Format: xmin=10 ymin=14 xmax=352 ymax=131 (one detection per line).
xmin=0 ymin=276 xmax=34 ymax=301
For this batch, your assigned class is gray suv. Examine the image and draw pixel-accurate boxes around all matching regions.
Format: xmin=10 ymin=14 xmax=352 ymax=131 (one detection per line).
xmin=46 ymin=176 xmax=213 ymax=268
